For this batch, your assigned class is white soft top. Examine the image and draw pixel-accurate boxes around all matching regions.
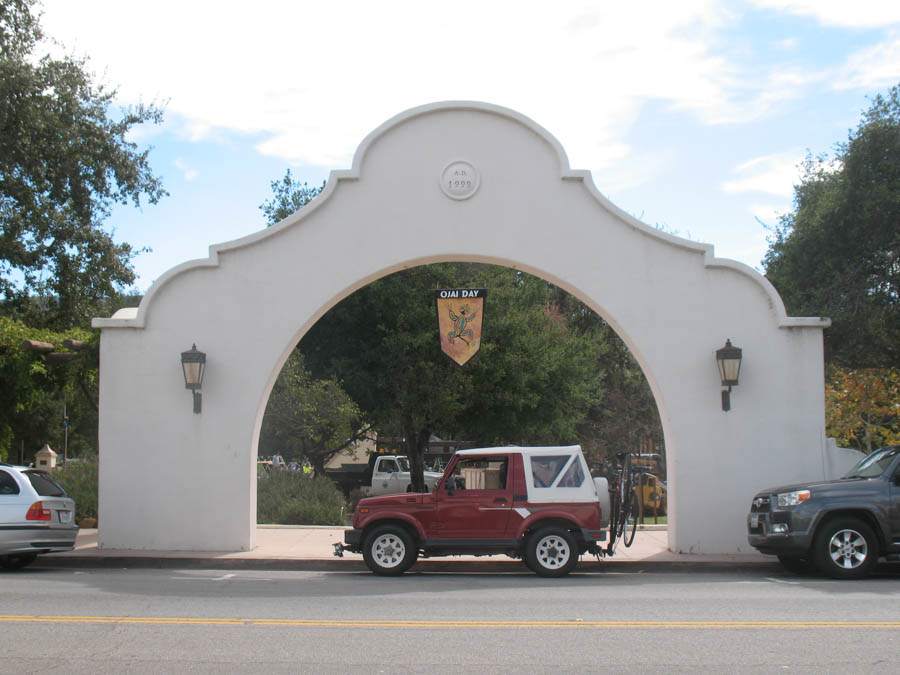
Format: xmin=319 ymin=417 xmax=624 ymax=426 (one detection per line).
xmin=456 ymin=445 xmax=600 ymax=504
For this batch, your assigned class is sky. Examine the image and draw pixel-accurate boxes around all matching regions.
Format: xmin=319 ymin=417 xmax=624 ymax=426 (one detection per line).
xmin=38 ymin=0 xmax=900 ymax=292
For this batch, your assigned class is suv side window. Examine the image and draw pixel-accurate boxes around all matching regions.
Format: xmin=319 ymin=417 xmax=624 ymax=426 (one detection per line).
xmin=530 ymin=455 xmax=571 ymax=488
xmin=558 ymin=458 xmax=585 ymax=487
xmin=0 ymin=469 xmax=20 ymax=495
xmin=452 ymin=456 xmax=508 ymax=490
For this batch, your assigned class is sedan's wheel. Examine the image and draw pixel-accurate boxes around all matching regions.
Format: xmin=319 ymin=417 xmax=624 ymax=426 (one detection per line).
xmin=362 ymin=525 xmax=417 ymax=576
xmin=812 ymin=518 xmax=878 ymax=579
xmin=525 ymin=527 xmax=578 ymax=577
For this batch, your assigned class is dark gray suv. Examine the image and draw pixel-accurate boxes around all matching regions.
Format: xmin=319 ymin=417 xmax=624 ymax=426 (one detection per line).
xmin=748 ymin=446 xmax=900 ymax=578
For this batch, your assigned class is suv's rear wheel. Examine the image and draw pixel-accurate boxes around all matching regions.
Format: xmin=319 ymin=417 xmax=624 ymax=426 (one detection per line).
xmin=812 ymin=517 xmax=878 ymax=579
xmin=525 ymin=527 xmax=578 ymax=577
xmin=362 ymin=525 xmax=417 ymax=576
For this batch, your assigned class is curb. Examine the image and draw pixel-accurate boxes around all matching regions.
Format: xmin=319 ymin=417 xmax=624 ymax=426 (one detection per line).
xmin=36 ymin=555 xmax=782 ymax=574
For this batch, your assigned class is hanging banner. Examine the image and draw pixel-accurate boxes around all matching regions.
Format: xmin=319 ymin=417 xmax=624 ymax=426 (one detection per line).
xmin=434 ymin=288 xmax=487 ymax=366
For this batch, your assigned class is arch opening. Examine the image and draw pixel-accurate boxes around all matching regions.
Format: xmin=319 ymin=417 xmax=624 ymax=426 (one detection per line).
xmin=253 ymin=260 xmax=670 ymax=530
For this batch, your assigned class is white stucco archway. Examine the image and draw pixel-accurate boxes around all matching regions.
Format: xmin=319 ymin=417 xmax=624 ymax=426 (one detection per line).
xmin=93 ymin=102 xmax=830 ymax=554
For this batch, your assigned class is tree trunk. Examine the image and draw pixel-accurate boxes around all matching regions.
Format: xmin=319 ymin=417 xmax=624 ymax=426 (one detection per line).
xmin=311 ymin=455 xmax=327 ymax=478
xmin=403 ymin=425 xmax=430 ymax=492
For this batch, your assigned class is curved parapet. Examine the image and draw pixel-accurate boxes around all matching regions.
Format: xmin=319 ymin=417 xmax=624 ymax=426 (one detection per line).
xmin=93 ymin=101 xmax=826 ymax=332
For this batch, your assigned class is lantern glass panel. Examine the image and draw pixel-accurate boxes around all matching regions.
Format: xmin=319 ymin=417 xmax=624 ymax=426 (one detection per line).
xmin=183 ymin=361 xmax=204 ymax=388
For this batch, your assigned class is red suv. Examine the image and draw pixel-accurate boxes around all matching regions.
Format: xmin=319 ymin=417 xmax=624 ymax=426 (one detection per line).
xmin=334 ymin=446 xmax=610 ymax=577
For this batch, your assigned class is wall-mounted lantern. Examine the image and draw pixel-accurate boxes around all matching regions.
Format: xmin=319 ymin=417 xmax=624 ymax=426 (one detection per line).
xmin=715 ymin=339 xmax=742 ymax=411
xmin=181 ymin=344 xmax=206 ymax=414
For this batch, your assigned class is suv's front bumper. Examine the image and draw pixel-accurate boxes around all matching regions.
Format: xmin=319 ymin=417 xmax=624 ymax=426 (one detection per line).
xmin=747 ymin=495 xmax=816 ymax=556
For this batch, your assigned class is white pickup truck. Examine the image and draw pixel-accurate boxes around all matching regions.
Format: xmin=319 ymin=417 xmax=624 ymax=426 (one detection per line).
xmin=362 ymin=455 xmax=444 ymax=497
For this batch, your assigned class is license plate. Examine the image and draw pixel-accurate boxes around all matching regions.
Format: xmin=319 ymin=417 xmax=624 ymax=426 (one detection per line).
xmin=749 ymin=513 xmax=759 ymax=528
xmin=59 ymin=511 xmax=72 ymax=523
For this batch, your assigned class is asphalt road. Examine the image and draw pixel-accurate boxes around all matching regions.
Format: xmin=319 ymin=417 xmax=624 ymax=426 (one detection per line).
xmin=2 ymin=565 xmax=899 ymax=673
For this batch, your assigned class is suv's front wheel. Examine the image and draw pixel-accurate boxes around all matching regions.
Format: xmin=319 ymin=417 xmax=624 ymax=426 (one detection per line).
xmin=362 ymin=525 xmax=417 ymax=576
xmin=525 ymin=527 xmax=578 ymax=577
xmin=812 ymin=517 xmax=878 ymax=579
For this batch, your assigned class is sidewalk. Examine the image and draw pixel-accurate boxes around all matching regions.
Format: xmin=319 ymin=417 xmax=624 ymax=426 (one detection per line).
xmin=41 ymin=525 xmax=777 ymax=573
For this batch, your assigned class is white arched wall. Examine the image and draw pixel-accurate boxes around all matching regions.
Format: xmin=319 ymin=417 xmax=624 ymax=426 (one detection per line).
xmin=93 ymin=102 xmax=829 ymax=554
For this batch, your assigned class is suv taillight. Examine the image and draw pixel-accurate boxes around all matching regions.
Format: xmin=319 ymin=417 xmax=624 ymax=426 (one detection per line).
xmin=26 ymin=501 xmax=52 ymax=521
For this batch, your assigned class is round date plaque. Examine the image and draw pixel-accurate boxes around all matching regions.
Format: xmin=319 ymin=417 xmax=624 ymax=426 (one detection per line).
xmin=440 ymin=160 xmax=480 ymax=200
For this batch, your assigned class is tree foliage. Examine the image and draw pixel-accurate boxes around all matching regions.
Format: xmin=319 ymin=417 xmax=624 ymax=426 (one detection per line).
xmin=259 ymin=169 xmax=324 ymax=226
xmin=764 ymin=84 xmax=900 ymax=368
xmin=826 ymin=366 xmax=900 ymax=452
xmin=549 ymin=289 xmax=663 ymax=459
xmin=0 ymin=315 xmax=94 ymax=461
xmin=301 ymin=264 xmax=608 ymax=490
xmin=259 ymin=351 xmax=365 ymax=476
xmin=0 ymin=0 xmax=166 ymax=328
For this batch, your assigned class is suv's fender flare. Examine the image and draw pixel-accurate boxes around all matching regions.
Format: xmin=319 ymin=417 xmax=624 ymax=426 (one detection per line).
xmin=809 ymin=506 xmax=889 ymax=549
xmin=357 ymin=511 xmax=427 ymax=542
xmin=512 ymin=510 xmax=583 ymax=540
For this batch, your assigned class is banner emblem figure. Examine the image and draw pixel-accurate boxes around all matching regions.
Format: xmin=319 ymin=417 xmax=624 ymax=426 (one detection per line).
xmin=435 ymin=288 xmax=487 ymax=366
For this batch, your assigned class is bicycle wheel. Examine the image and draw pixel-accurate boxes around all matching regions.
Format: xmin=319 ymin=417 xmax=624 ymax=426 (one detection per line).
xmin=623 ymin=490 xmax=640 ymax=547
xmin=617 ymin=464 xmax=633 ymax=539
xmin=607 ymin=485 xmax=623 ymax=554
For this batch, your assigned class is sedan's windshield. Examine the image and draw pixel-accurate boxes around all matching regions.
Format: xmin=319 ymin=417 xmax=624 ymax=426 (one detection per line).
xmin=843 ymin=446 xmax=900 ymax=479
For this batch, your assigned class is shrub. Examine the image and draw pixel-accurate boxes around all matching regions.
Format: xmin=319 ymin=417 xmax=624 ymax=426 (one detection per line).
xmin=257 ymin=471 xmax=344 ymax=525
xmin=53 ymin=457 xmax=98 ymax=522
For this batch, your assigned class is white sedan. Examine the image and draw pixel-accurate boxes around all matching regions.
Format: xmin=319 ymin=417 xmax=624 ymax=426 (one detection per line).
xmin=0 ymin=463 xmax=78 ymax=569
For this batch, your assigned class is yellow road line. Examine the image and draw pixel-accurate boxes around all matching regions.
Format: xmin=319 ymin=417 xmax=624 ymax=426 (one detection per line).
xmin=0 ymin=616 xmax=898 ymax=628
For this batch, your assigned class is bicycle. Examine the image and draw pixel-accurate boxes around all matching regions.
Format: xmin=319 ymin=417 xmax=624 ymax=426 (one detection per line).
xmin=606 ymin=453 xmax=641 ymax=553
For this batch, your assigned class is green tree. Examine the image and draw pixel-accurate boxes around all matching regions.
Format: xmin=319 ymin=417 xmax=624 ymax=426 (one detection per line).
xmin=259 ymin=351 xmax=366 ymax=476
xmin=0 ymin=0 xmax=166 ymax=328
xmin=301 ymin=264 xmax=606 ymax=491
xmin=549 ymin=288 xmax=664 ymax=461
xmin=259 ymin=169 xmax=324 ymax=226
xmin=764 ymin=84 xmax=900 ymax=368
xmin=0 ymin=316 xmax=93 ymax=461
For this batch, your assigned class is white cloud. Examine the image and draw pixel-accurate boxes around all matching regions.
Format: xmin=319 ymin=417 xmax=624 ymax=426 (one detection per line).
xmin=34 ymin=0 xmax=897 ymax=205
xmin=174 ymin=159 xmax=199 ymax=182
xmin=832 ymin=36 xmax=900 ymax=90
xmin=721 ymin=150 xmax=805 ymax=197
xmin=35 ymin=0 xmax=801 ymax=176
xmin=751 ymin=0 xmax=900 ymax=28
